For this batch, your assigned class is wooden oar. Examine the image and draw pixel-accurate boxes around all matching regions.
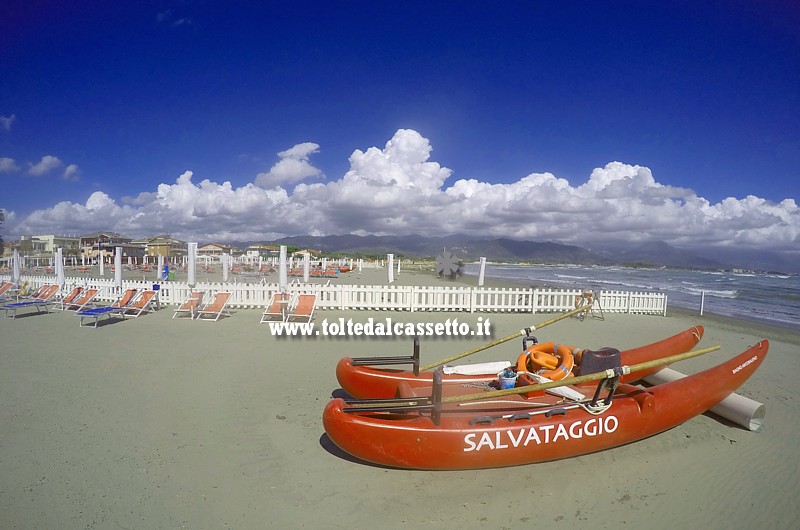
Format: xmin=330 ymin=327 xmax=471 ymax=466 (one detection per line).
xmin=419 ymin=305 xmax=590 ymax=371
xmin=345 ymin=344 xmax=720 ymax=410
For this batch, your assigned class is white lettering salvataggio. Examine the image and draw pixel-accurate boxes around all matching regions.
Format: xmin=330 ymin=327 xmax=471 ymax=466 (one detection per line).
xmin=463 ymin=416 xmax=619 ymax=452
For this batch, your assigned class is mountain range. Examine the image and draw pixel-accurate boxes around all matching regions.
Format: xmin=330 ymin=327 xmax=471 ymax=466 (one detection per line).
xmin=264 ymin=234 xmax=794 ymax=273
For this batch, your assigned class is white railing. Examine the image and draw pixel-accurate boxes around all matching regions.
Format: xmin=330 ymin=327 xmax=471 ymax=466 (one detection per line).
xmin=3 ymin=274 xmax=668 ymax=315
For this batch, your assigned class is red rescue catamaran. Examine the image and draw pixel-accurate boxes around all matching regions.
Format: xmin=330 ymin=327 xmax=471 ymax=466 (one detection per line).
xmin=324 ymin=340 xmax=767 ymax=470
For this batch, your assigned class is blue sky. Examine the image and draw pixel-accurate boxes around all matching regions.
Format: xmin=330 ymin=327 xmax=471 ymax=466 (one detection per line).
xmin=1 ymin=1 xmax=798 ymax=262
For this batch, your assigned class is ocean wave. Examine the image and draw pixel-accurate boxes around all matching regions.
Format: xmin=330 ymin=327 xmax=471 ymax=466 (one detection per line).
xmin=681 ymin=286 xmax=738 ymax=298
xmin=554 ymin=274 xmax=588 ymax=281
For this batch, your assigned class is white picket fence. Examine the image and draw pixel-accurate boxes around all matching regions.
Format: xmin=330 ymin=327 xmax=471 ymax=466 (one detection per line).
xmin=4 ymin=274 xmax=668 ymax=315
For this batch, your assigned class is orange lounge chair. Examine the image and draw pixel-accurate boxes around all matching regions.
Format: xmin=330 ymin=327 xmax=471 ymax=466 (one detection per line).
xmin=18 ymin=284 xmax=49 ymax=301
xmin=196 ymin=291 xmax=232 ymax=322
xmin=286 ymin=293 xmax=316 ymax=323
xmin=116 ymin=290 xmax=158 ymax=318
xmin=52 ymin=286 xmax=83 ymax=311
xmin=173 ymin=291 xmax=205 ymax=319
xmin=118 ymin=288 xmax=141 ymax=307
xmin=0 ymin=281 xmax=14 ymax=301
xmin=64 ymin=288 xmax=99 ymax=312
xmin=1 ymin=284 xmax=60 ymax=319
xmin=260 ymin=292 xmax=292 ymax=323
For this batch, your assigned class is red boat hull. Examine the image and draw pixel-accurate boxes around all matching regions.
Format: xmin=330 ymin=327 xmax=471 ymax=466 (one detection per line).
xmin=336 ymin=326 xmax=704 ymax=398
xmin=324 ymin=340 xmax=767 ymax=470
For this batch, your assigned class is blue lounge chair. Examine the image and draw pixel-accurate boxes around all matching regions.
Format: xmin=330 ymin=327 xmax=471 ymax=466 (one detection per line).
xmin=1 ymin=284 xmax=60 ymax=319
xmin=76 ymin=289 xmax=145 ymax=328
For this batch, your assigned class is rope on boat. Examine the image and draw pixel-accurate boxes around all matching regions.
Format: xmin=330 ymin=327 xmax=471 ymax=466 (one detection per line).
xmin=579 ymin=400 xmax=614 ymax=415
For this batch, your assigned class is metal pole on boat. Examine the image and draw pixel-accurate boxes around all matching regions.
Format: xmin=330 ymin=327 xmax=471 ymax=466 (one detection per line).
xmin=700 ymin=290 xmax=705 ymax=316
xmin=419 ymin=304 xmax=590 ymax=371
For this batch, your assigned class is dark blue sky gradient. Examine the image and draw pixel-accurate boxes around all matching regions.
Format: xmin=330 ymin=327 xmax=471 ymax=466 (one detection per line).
xmin=2 ymin=1 xmax=798 ymax=214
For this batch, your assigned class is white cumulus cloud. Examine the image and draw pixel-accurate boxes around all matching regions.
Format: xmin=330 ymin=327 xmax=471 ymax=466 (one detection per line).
xmin=0 ymin=157 xmax=20 ymax=173
xmin=255 ymin=142 xmax=322 ymax=188
xmin=5 ymin=129 xmax=798 ymax=263
xmin=28 ymin=155 xmax=63 ymax=176
xmin=63 ymin=164 xmax=81 ymax=181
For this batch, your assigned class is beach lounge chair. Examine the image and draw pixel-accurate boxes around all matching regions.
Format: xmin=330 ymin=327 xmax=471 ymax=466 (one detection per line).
xmin=1 ymin=284 xmax=60 ymax=319
xmin=75 ymin=289 xmax=145 ymax=328
xmin=0 ymin=281 xmax=14 ymax=302
xmin=173 ymin=291 xmax=205 ymax=319
xmin=17 ymin=283 xmax=48 ymax=301
xmin=52 ymin=286 xmax=83 ymax=311
xmin=196 ymin=291 xmax=232 ymax=322
xmin=77 ymin=305 xmax=121 ymax=328
xmin=114 ymin=288 xmax=142 ymax=309
xmin=63 ymin=288 xmax=99 ymax=312
xmin=116 ymin=290 xmax=158 ymax=318
xmin=286 ymin=293 xmax=316 ymax=323
xmin=260 ymin=292 xmax=292 ymax=323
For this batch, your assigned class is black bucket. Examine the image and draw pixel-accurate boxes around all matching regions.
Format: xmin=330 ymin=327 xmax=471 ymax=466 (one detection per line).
xmin=579 ymin=347 xmax=621 ymax=376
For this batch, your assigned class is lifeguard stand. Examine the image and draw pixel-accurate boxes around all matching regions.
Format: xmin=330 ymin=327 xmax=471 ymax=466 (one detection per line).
xmin=573 ymin=289 xmax=605 ymax=321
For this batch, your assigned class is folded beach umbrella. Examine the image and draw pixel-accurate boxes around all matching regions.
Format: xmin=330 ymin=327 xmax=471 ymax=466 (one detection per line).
xmin=303 ymin=252 xmax=310 ymax=283
xmin=187 ymin=242 xmax=197 ymax=287
xmin=114 ymin=247 xmax=123 ymax=290
xmin=56 ymin=247 xmax=65 ymax=287
xmin=279 ymin=246 xmax=288 ymax=290
xmin=12 ymin=249 xmax=20 ymax=285
xmin=387 ymin=253 xmax=394 ymax=283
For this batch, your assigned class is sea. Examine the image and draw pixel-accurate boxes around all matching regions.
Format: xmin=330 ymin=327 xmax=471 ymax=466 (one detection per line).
xmin=463 ymin=263 xmax=800 ymax=331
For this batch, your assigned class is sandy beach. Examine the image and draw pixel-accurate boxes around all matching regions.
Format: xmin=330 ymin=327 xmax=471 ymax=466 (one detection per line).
xmin=1 ymin=268 xmax=798 ymax=529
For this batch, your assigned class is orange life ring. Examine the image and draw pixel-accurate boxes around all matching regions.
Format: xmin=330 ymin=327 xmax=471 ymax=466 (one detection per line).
xmin=575 ymin=291 xmax=593 ymax=308
xmin=516 ymin=342 xmax=575 ymax=381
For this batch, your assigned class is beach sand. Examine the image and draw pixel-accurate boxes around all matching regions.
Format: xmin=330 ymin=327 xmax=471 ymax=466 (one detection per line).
xmin=1 ymin=268 xmax=798 ymax=529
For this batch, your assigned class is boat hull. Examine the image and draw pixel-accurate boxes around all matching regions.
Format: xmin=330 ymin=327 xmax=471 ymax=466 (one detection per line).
xmin=336 ymin=326 xmax=704 ymax=398
xmin=323 ymin=340 xmax=767 ymax=470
